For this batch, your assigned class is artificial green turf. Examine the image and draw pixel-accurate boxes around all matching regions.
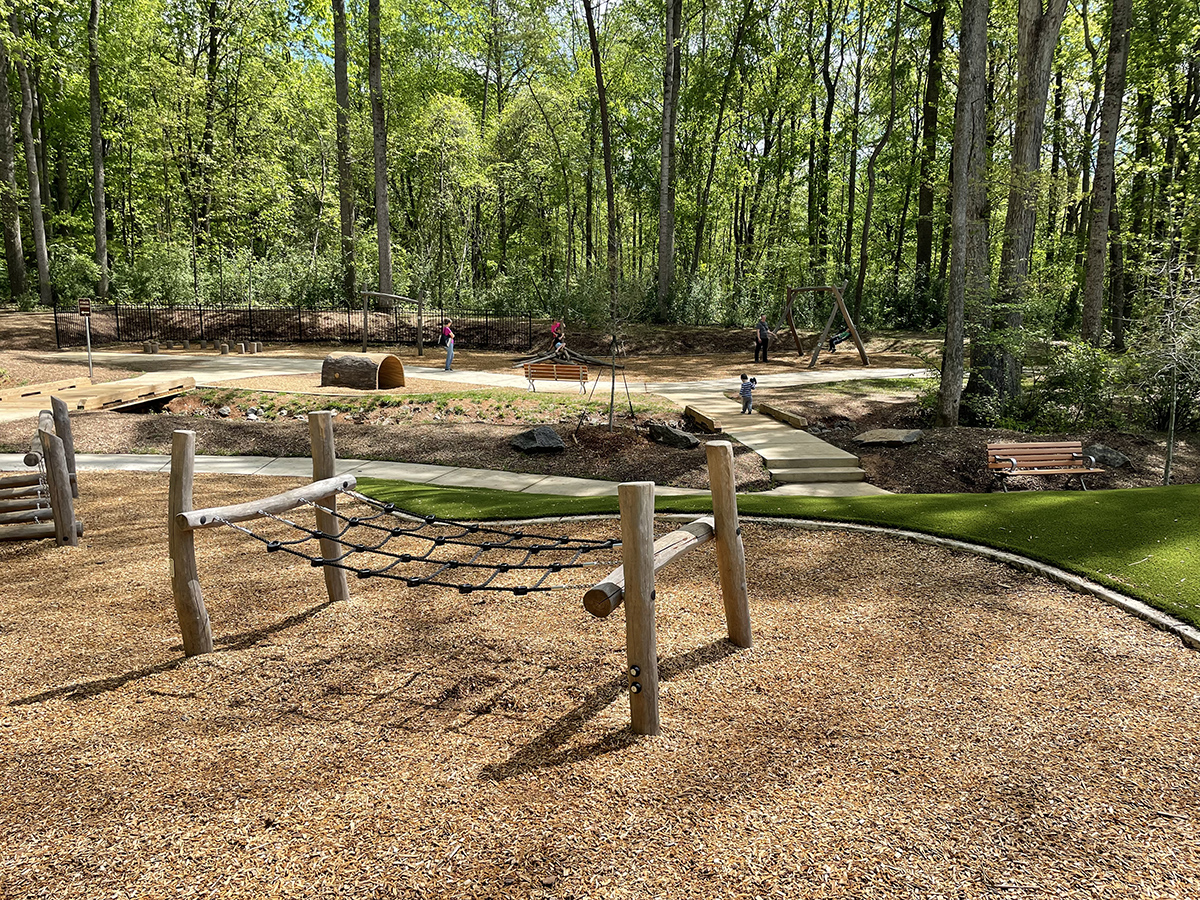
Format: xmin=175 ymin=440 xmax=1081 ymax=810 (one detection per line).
xmin=357 ymin=477 xmax=1200 ymax=630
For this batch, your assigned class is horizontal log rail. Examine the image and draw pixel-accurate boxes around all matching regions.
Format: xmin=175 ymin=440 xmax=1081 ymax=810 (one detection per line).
xmin=178 ymin=475 xmax=357 ymax=531
xmin=584 ymin=516 xmax=715 ymax=618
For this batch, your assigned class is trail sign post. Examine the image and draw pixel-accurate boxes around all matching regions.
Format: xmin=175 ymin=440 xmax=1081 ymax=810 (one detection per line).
xmin=78 ymin=298 xmax=93 ymax=379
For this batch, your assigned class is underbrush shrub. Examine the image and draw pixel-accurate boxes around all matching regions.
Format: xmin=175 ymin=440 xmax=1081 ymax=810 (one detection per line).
xmin=1021 ymin=341 xmax=1122 ymax=431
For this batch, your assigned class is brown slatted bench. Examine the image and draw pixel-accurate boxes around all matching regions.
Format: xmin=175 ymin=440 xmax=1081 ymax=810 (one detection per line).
xmin=523 ymin=362 xmax=588 ymax=393
xmin=986 ymin=441 xmax=1105 ymax=491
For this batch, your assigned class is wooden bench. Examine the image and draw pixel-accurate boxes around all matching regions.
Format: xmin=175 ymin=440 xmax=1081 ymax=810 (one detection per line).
xmin=523 ymin=362 xmax=588 ymax=393
xmin=986 ymin=441 xmax=1105 ymax=491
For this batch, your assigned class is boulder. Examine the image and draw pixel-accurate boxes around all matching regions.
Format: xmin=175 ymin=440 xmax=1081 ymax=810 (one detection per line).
xmin=649 ymin=422 xmax=700 ymax=450
xmin=854 ymin=428 xmax=923 ymax=446
xmin=1084 ymin=444 xmax=1129 ymax=468
xmin=511 ymin=426 xmax=566 ymax=453
xmin=218 ymin=406 xmax=231 ymax=418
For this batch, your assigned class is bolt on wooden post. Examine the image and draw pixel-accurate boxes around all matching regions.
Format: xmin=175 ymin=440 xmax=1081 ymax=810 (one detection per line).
xmin=619 ymin=481 xmax=659 ymax=736
xmin=705 ymin=440 xmax=751 ymax=648
xmin=308 ymin=412 xmax=351 ymax=604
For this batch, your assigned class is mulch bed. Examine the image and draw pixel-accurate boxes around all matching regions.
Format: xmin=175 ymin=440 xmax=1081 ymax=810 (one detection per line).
xmin=1 ymin=472 xmax=1197 ymax=898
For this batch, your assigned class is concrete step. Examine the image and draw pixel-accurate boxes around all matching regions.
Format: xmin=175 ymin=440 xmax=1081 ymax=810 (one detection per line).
xmin=771 ymin=466 xmax=867 ymax=484
xmin=761 ymin=454 xmax=861 ymax=469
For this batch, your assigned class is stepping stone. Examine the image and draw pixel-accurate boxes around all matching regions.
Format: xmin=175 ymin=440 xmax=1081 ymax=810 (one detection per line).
xmin=854 ymin=428 xmax=923 ymax=446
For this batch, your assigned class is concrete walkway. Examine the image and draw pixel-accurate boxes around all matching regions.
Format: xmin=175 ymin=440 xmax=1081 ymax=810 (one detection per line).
xmin=0 ymin=452 xmax=705 ymax=498
xmin=8 ymin=351 xmax=929 ymax=497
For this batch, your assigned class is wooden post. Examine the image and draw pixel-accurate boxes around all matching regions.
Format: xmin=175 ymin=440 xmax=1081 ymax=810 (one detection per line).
xmin=830 ymin=282 xmax=869 ymax=365
xmin=808 ymin=294 xmax=840 ymax=368
xmin=38 ymin=428 xmax=78 ymax=547
xmin=705 ymin=441 xmax=752 ymax=648
xmin=169 ymin=431 xmax=213 ymax=656
xmin=308 ymin=412 xmax=351 ymax=604
xmin=619 ymin=481 xmax=659 ymax=735
xmin=51 ymin=396 xmax=78 ymax=498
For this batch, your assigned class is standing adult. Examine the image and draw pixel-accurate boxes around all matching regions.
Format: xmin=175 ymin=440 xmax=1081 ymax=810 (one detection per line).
xmin=442 ymin=319 xmax=455 ymax=371
xmin=754 ymin=314 xmax=771 ymax=363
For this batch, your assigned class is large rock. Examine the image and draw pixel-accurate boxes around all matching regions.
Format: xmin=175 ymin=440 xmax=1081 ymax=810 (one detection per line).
xmin=854 ymin=428 xmax=923 ymax=446
xmin=649 ymin=422 xmax=700 ymax=450
xmin=1084 ymin=444 xmax=1129 ymax=468
xmin=511 ymin=426 xmax=566 ymax=453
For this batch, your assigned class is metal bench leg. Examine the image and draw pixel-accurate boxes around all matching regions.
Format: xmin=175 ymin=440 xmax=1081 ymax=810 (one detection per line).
xmin=528 ymin=378 xmax=536 ymax=392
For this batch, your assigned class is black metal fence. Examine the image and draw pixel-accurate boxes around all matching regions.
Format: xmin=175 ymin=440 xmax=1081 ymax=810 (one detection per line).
xmin=54 ymin=300 xmax=533 ymax=352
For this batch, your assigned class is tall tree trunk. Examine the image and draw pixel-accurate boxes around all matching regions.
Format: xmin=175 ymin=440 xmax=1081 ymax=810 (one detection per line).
xmin=656 ymin=0 xmax=683 ymax=320
xmin=816 ymin=0 xmax=841 ymax=273
xmin=11 ymin=15 xmax=51 ymax=306
xmin=843 ymin=0 xmax=866 ymax=276
xmin=972 ymin=0 xmax=1068 ymax=409
xmin=913 ymin=0 xmax=946 ymax=312
xmin=332 ymin=0 xmax=356 ymax=304
xmin=0 ymin=35 xmax=26 ymax=298
xmin=1080 ymin=0 xmax=1132 ymax=344
xmin=368 ymin=0 xmax=393 ymax=300
xmin=851 ymin=0 xmax=901 ymax=320
xmin=690 ymin=0 xmax=752 ymax=281
xmin=1045 ymin=67 xmax=1064 ymax=261
xmin=88 ymin=0 xmax=108 ymax=299
xmin=936 ymin=0 xmax=990 ymax=426
xmin=583 ymin=0 xmax=619 ymax=314
xmin=1107 ymin=198 xmax=1125 ymax=350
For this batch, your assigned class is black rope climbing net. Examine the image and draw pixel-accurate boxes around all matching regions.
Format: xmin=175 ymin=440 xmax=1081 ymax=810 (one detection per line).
xmin=212 ymin=489 xmax=621 ymax=596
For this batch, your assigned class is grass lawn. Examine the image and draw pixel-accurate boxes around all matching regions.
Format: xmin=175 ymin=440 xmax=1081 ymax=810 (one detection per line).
xmin=358 ymin=477 xmax=1200 ymax=630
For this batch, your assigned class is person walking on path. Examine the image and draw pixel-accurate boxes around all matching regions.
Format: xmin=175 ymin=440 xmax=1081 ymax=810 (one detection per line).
xmin=754 ymin=315 xmax=771 ymax=362
xmin=442 ymin=319 xmax=455 ymax=370
xmin=739 ymin=373 xmax=757 ymax=414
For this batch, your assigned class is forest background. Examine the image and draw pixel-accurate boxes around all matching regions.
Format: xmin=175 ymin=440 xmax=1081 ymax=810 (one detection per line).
xmin=0 ymin=0 xmax=1198 ymax=426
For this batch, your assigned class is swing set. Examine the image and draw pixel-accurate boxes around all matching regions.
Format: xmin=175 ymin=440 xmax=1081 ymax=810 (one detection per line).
xmin=780 ymin=281 xmax=870 ymax=368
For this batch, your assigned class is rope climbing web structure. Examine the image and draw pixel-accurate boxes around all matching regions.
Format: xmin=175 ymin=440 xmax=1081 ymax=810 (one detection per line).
xmin=213 ymin=489 xmax=621 ymax=596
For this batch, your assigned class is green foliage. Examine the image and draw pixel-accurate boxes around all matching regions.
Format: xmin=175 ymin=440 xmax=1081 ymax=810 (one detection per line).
xmin=1021 ymin=341 xmax=1124 ymax=430
xmin=49 ymin=246 xmax=100 ymax=303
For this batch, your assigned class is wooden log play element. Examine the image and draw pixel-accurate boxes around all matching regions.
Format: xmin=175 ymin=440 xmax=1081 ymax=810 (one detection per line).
xmin=0 ymin=520 xmax=82 ymax=542
xmin=584 ymin=517 xmax=715 ymax=618
xmin=51 ymin=397 xmax=78 ymax=498
xmin=0 ymin=497 xmax=50 ymax=512
xmin=169 ymin=431 xmax=213 ymax=656
xmin=309 ymin=411 xmax=351 ymax=604
xmin=706 ymin=441 xmax=752 ymax=648
xmin=0 ymin=508 xmax=54 ymax=525
xmin=38 ymin=428 xmax=78 ymax=546
xmin=682 ymin=406 xmax=721 ymax=433
xmin=321 ymin=352 xmax=406 ymax=391
xmin=179 ymin=475 xmax=356 ymax=530
xmin=619 ymin=481 xmax=660 ymax=736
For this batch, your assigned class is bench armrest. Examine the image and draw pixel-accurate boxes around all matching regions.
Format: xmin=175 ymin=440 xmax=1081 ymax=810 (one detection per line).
xmin=1072 ymin=452 xmax=1097 ymax=468
xmin=995 ymin=456 xmax=1018 ymax=473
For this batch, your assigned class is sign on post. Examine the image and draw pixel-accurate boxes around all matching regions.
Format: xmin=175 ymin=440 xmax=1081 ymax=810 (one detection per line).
xmin=79 ymin=297 xmax=94 ymax=379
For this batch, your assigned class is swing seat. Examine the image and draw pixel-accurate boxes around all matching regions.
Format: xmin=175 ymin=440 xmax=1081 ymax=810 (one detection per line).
xmin=523 ymin=362 xmax=589 ymax=393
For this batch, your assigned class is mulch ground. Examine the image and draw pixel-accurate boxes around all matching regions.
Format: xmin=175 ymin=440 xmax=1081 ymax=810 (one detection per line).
xmin=1 ymin=472 xmax=1197 ymax=898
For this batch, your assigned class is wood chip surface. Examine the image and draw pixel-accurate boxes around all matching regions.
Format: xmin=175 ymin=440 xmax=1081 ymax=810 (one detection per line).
xmin=1 ymin=472 xmax=1197 ymax=898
